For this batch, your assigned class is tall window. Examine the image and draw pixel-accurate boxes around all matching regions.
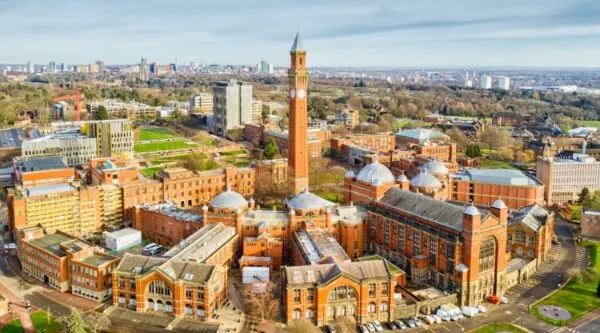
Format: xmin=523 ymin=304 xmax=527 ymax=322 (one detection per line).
xmin=328 ymin=286 xmax=356 ymax=302
xmin=479 ymin=237 xmax=496 ymax=272
xmin=368 ymin=283 xmax=376 ymax=298
xmin=147 ymin=280 xmax=172 ymax=296
xmin=368 ymin=302 xmax=376 ymax=313
xmin=397 ymin=226 xmax=405 ymax=254
xmin=381 ymin=283 xmax=388 ymax=296
xmin=293 ymin=289 xmax=301 ymax=303
xmin=306 ymin=288 xmax=315 ymax=302
xmin=413 ymin=230 xmax=421 ymax=255
xmin=515 ymin=230 xmax=526 ymax=244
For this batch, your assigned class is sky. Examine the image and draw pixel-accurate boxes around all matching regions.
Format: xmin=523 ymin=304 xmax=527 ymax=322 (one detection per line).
xmin=2 ymin=0 xmax=600 ymax=68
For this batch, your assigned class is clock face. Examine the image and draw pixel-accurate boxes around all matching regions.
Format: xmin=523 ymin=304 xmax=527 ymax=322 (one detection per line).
xmin=289 ymin=89 xmax=295 ymax=98
xmin=297 ymin=89 xmax=306 ymax=99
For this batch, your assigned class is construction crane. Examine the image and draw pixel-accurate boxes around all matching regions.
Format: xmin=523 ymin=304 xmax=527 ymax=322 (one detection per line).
xmin=52 ymin=89 xmax=83 ymax=121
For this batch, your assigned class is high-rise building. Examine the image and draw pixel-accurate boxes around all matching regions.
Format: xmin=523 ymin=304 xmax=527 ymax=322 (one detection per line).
xmin=48 ymin=61 xmax=57 ymax=73
xmin=139 ymin=57 xmax=149 ymax=81
xmin=189 ymin=93 xmax=214 ymax=113
xmin=287 ymin=32 xmax=309 ymax=194
xmin=259 ymin=60 xmax=272 ymax=74
xmin=95 ymin=61 xmax=105 ymax=73
xmin=212 ymin=79 xmax=252 ymax=136
xmin=27 ymin=61 xmax=34 ymax=74
xmin=251 ymin=99 xmax=263 ymax=122
xmin=498 ymin=76 xmax=510 ymax=90
xmin=268 ymin=64 xmax=274 ymax=74
xmin=480 ymin=75 xmax=492 ymax=89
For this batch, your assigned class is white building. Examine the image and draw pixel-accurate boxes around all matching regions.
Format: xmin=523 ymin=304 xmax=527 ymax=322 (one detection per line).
xmin=464 ymin=79 xmax=473 ymax=88
xmin=497 ymin=76 xmax=510 ymax=90
xmin=104 ymin=228 xmax=142 ymax=251
xmin=212 ymin=79 xmax=252 ymax=136
xmin=189 ymin=93 xmax=213 ymax=113
xmin=480 ymin=75 xmax=492 ymax=89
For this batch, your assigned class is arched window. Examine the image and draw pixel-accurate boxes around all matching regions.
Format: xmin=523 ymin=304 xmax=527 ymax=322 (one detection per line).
xmin=293 ymin=309 xmax=302 ymax=320
xmin=147 ymin=280 xmax=172 ymax=296
xmin=118 ymin=293 xmax=126 ymax=304
xmin=347 ymin=305 xmax=355 ymax=316
xmin=368 ymin=302 xmax=376 ymax=313
xmin=379 ymin=301 xmax=389 ymax=312
xmin=185 ymin=304 xmax=193 ymax=315
xmin=156 ymin=300 xmax=164 ymax=311
xmin=336 ymin=306 xmax=346 ymax=317
xmin=479 ymin=237 xmax=496 ymax=272
xmin=165 ymin=301 xmax=173 ymax=313
xmin=147 ymin=298 xmax=154 ymax=310
xmin=515 ymin=230 xmax=526 ymax=244
xmin=328 ymin=285 xmax=357 ymax=302
xmin=306 ymin=308 xmax=315 ymax=319
xmin=326 ymin=306 xmax=335 ymax=318
xmin=197 ymin=306 xmax=205 ymax=318
xmin=129 ymin=295 xmax=136 ymax=307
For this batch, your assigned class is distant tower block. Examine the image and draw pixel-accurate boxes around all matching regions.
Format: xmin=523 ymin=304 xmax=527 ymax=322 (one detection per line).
xmin=287 ymin=32 xmax=309 ymax=194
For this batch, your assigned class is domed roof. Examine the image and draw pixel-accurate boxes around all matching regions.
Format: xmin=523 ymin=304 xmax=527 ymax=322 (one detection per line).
xmin=397 ymin=174 xmax=408 ymax=182
xmin=210 ymin=186 xmax=249 ymax=210
xmin=287 ymin=187 xmax=335 ymax=211
xmin=356 ymin=161 xmax=395 ymax=185
xmin=423 ymin=159 xmax=449 ymax=176
xmin=410 ymin=170 xmax=442 ymax=188
xmin=464 ymin=203 xmax=480 ymax=216
xmin=456 ymin=264 xmax=469 ymax=273
xmin=345 ymin=170 xmax=356 ymax=178
xmin=492 ymin=198 xmax=507 ymax=209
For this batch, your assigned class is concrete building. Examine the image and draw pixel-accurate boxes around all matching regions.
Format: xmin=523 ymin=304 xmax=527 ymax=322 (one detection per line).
xmin=335 ymin=107 xmax=360 ymax=128
xmin=451 ymin=169 xmax=545 ymax=209
xmin=87 ymin=100 xmax=157 ymax=119
xmin=212 ymin=79 xmax=253 ymax=136
xmin=497 ymin=76 xmax=510 ymax=90
xmin=189 ymin=93 xmax=213 ymax=113
xmin=252 ymin=99 xmax=263 ymax=122
xmin=104 ymin=228 xmax=142 ymax=251
xmin=18 ymin=226 xmax=119 ymax=302
xmin=21 ymin=132 xmax=98 ymax=166
xmin=536 ymin=153 xmax=600 ymax=204
xmin=480 ymin=75 xmax=492 ymax=89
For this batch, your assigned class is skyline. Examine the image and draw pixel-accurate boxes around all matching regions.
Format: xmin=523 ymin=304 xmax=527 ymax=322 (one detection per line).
xmin=2 ymin=0 xmax=600 ymax=68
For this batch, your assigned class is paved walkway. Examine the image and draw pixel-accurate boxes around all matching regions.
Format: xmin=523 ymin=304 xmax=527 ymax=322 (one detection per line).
xmin=0 ymin=243 xmax=36 ymax=333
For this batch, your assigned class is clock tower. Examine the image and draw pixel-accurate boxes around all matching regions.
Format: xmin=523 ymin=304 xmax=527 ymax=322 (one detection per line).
xmin=287 ymin=32 xmax=309 ymax=194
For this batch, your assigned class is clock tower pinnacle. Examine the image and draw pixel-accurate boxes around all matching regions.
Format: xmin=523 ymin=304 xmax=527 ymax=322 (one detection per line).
xmin=287 ymin=32 xmax=309 ymax=194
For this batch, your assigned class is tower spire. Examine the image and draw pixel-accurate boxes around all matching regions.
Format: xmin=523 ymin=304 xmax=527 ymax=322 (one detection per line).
xmin=290 ymin=31 xmax=305 ymax=53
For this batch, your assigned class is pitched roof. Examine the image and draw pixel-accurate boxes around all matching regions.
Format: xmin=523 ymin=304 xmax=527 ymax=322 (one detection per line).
xmin=290 ymin=32 xmax=305 ymax=53
xmin=284 ymin=259 xmax=392 ymax=285
xmin=509 ymin=204 xmax=550 ymax=231
xmin=159 ymin=260 xmax=215 ymax=284
xmin=115 ymin=253 xmax=166 ymax=275
xmin=377 ymin=187 xmax=478 ymax=231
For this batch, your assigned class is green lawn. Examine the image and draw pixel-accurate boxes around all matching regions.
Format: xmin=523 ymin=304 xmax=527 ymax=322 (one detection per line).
xmin=580 ymin=120 xmax=600 ymax=130
xmin=0 ymin=319 xmax=23 ymax=333
xmin=318 ymin=191 xmax=343 ymax=204
xmin=532 ymin=241 xmax=600 ymax=326
xmin=30 ymin=311 xmax=62 ymax=333
xmin=134 ymin=140 xmax=198 ymax=153
xmin=141 ymin=167 xmax=163 ymax=177
xmin=151 ymin=154 xmax=191 ymax=164
xmin=480 ymin=159 xmax=517 ymax=169
xmin=139 ymin=127 xmax=176 ymax=140
xmin=470 ymin=322 xmax=527 ymax=333
xmin=219 ymin=150 xmax=246 ymax=156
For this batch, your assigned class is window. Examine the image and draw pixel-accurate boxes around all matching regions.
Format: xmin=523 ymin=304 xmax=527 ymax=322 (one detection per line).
xmin=306 ymin=288 xmax=315 ymax=302
xmin=118 ymin=276 xmax=125 ymax=288
xmin=368 ymin=283 xmax=376 ymax=298
xmin=479 ymin=237 xmax=496 ymax=272
xmin=293 ymin=289 xmax=301 ymax=303
xmin=293 ymin=309 xmax=302 ymax=320
xmin=306 ymin=308 xmax=315 ymax=319
xmin=185 ymin=287 xmax=192 ymax=299
xmin=368 ymin=302 xmax=376 ymax=313
xmin=381 ymin=283 xmax=388 ymax=296
xmin=515 ymin=230 xmax=526 ymax=244
xmin=147 ymin=280 xmax=172 ymax=296
xmin=379 ymin=301 xmax=389 ymax=312
xmin=328 ymin=286 xmax=356 ymax=301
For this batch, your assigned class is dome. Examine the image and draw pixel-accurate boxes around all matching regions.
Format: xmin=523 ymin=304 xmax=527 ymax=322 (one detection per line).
xmin=287 ymin=187 xmax=335 ymax=211
xmin=356 ymin=161 xmax=395 ymax=185
xmin=456 ymin=264 xmax=469 ymax=273
xmin=423 ymin=159 xmax=449 ymax=176
xmin=464 ymin=203 xmax=480 ymax=216
xmin=492 ymin=198 xmax=507 ymax=210
xmin=210 ymin=186 xmax=249 ymax=210
xmin=397 ymin=174 xmax=408 ymax=182
xmin=410 ymin=170 xmax=442 ymax=189
xmin=345 ymin=170 xmax=356 ymax=178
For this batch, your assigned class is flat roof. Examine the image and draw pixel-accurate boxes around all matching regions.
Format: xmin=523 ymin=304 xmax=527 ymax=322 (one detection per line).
xmin=15 ymin=155 xmax=68 ymax=173
xmin=105 ymin=228 xmax=141 ymax=238
xmin=140 ymin=202 xmax=202 ymax=223
xmin=294 ymin=229 xmax=350 ymax=265
xmin=453 ymin=169 xmax=542 ymax=186
xmin=29 ymin=233 xmax=75 ymax=256
xmin=0 ymin=128 xmax=24 ymax=148
xmin=164 ymin=223 xmax=236 ymax=262
xmin=25 ymin=183 xmax=75 ymax=197
xmin=77 ymin=254 xmax=115 ymax=267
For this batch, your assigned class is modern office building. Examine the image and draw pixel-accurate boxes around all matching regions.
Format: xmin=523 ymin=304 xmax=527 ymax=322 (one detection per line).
xmin=87 ymin=100 xmax=157 ymax=119
xmin=536 ymin=152 xmax=600 ymax=204
xmin=212 ymin=79 xmax=253 ymax=136
xmin=189 ymin=93 xmax=214 ymax=113
xmin=18 ymin=226 xmax=119 ymax=302
xmin=451 ymin=169 xmax=545 ymax=209
xmin=480 ymin=75 xmax=492 ymax=89
xmin=21 ymin=132 xmax=97 ymax=166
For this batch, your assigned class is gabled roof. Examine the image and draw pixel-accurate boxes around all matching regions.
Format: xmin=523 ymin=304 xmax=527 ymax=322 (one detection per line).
xmin=284 ymin=259 xmax=392 ymax=286
xmin=509 ymin=204 xmax=550 ymax=232
xmin=115 ymin=253 xmax=166 ymax=275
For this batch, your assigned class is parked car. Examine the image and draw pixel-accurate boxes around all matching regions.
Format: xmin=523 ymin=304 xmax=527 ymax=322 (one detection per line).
xmin=148 ymin=245 xmax=164 ymax=255
xmin=500 ymin=296 xmax=509 ymax=304
xmin=462 ymin=306 xmax=478 ymax=317
xmin=405 ymin=319 xmax=416 ymax=328
xmin=487 ymin=295 xmax=500 ymax=304
xmin=143 ymin=243 xmax=157 ymax=252
xmin=372 ymin=320 xmax=384 ymax=332
xmin=431 ymin=314 xmax=442 ymax=323
xmin=388 ymin=322 xmax=397 ymax=330
xmin=326 ymin=325 xmax=336 ymax=333
xmin=395 ymin=320 xmax=407 ymax=329
xmin=359 ymin=324 xmax=369 ymax=333
xmin=365 ymin=323 xmax=376 ymax=332
xmin=477 ymin=305 xmax=487 ymax=313
xmin=424 ymin=315 xmax=435 ymax=325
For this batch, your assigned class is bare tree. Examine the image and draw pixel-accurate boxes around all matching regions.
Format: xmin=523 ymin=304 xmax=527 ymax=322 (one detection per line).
xmin=288 ymin=319 xmax=318 ymax=333
xmin=84 ymin=312 xmax=112 ymax=333
xmin=334 ymin=317 xmax=356 ymax=333
xmin=243 ymin=282 xmax=280 ymax=323
xmin=446 ymin=126 xmax=469 ymax=150
xmin=309 ymin=156 xmax=329 ymax=194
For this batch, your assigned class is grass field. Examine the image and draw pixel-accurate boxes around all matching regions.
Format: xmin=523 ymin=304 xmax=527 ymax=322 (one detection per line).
xmin=579 ymin=120 xmax=600 ymax=129
xmin=139 ymin=127 xmax=176 ymax=140
xmin=141 ymin=167 xmax=163 ymax=177
xmin=151 ymin=154 xmax=191 ymax=165
xmin=480 ymin=159 xmax=517 ymax=169
xmin=318 ymin=191 xmax=343 ymax=204
xmin=0 ymin=319 xmax=23 ymax=333
xmin=471 ymin=323 xmax=527 ymax=333
xmin=532 ymin=241 xmax=600 ymax=326
xmin=30 ymin=311 xmax=62 ymax=333
xmin=134 ymin=140 xmax=198 ymax=153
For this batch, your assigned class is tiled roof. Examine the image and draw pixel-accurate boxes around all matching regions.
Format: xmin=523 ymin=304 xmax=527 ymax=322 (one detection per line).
xmin=284 ymin=259 xmax=392 ymax=285
xmin=115 ymin=253 xmax=166 ymax=274
xmin=509 ymin=204 xmax=550 ymax=232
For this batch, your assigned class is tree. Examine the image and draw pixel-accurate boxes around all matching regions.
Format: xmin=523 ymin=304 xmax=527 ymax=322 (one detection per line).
xmin=95 ymin=105 xmax=109 ymax=120
xmin=446 ymin=126 xmax=469 ymax=150
xmin=243 ymin=282 xmax=280 ymax=323
xmin=253 ymin=173 xmax=289 ymax=208
xmin=84 ymin=312 xmax=111 ymax=333
xmin=288 ymin=319 xmax=318 ymax=333
xmin=264 ymin=138 xmax=279 ymax=160
xmin=579 ymin=188 xmax=591 ymax=202
xmin=597 ymin=281 xmax=600 ymax=297
xmin=582 ymin=191 xmax=600 ymax=211
xmin=480 ymin=126 xmax=516 ymax=152
xmin=182 ymin=152 xmax=219 ymax=172
xmin=309 ymin=156 xmax=329 ymax=195
xmin=334 ymin=317 xmax=356 ymax=333
xmin=65 ymin=307 xmax=86 ymax=333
